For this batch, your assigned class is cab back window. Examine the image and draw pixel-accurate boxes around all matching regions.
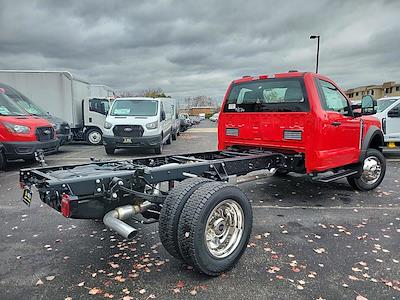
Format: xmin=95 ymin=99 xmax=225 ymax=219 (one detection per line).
xmin=224 ymin=78 xmax=309 ymax=112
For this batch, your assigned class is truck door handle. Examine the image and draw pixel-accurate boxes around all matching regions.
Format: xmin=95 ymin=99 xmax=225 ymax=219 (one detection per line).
xmin=331 ymin=121 xmax=341 ymax=126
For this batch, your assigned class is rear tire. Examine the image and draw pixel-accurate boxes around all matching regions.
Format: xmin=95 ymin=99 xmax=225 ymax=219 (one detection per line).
xmin=159 ymin=178 xmax=211 ymax=260
xmin=347 ymin=149 xmax=386 ymax=191
xmin=172 ymin=130 xmax=177 ymax=140
xmin=166 ymin=133 xmax=172 ymax=145
xmin=105 ymin=146 xmax=115 ymax=155
xmin=86 ymin=128 xmax=103 ymax=145
xmin=178 ymin=182 xmax=253 ymax=276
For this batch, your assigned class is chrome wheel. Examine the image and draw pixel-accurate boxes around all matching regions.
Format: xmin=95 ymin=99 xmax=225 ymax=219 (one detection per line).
xmin=361 ymin=156 xmax=382 ymax=185
xmin=205 ymin=199 xmax=244 ymax=259
xmin=88 ymin=130 xmax=102 ymax=145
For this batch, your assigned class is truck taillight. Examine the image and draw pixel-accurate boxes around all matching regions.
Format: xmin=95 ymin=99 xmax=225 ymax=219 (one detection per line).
xmin=382 ymin=118 xmax=386 ymax=134
xmin=61 ymin=194 xmax=71 ymax=218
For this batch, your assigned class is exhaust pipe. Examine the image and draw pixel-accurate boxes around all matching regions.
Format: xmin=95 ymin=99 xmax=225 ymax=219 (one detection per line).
xmin=103 ymin=202 xmax=154 ymax=239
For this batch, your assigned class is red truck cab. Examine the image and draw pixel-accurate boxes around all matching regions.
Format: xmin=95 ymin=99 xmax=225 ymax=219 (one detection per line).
xmin=0 ymin=87 xmax=59 ymax=169
xmin=218 ymin=72 xmax=385 ymax=190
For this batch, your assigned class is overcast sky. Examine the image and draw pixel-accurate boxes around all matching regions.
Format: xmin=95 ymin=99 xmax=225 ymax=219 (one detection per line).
xmin=0 ymin=0 xmax=399 ymax=101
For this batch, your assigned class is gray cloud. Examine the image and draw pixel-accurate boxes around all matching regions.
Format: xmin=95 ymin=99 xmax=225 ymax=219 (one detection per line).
xmin=0 ymin=0 xmax=399 ymax=101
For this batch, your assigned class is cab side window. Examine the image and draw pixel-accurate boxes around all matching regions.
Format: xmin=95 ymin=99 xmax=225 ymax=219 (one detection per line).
xmin=388 ymin=103 xmax=400 ymax=118
xmin=89 ymin=99 xmax=109 ymax=115
xmin=319 ymin=79 xmax=351 ymax=116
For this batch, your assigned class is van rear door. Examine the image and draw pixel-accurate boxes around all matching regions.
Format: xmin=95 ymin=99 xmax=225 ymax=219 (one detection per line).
xmin=218 ymin=77 xmax=310 ymax=153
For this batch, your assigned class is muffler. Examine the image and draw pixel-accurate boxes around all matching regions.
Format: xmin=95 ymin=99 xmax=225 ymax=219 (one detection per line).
xmin=103 ymin=202 xmax=154 ymax=239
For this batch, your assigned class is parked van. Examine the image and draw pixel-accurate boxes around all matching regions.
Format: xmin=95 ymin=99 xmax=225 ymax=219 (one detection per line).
xmin=0 ymin=88 xmax=59 ymax=169
xmin=374 ymin=97 xmax=400 ymax=146
xmin=103 ymin=97 xmax=174 ymax=154
xmin=171 ymin=100 xmax=180 ymax=140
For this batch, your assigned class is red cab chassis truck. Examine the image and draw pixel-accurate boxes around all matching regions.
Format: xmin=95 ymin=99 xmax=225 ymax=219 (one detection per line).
xmin=20 ymin=72 xmax=385 ymax=276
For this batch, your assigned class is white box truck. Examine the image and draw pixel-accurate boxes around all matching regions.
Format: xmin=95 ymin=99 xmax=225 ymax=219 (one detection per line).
xmin=90 ymin=84 xmax=115 ymax=98
xmin=0 ymin=70 xmax=114 ymax=145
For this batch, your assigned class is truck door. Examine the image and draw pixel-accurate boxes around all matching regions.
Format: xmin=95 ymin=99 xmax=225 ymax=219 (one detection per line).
xmin=315 ymin=79 xmax=361 ymax=170
xmin=86 ymin=98 xmax=110 ymax=129
xmin=386 ymin=102 xmax=400 ymax=141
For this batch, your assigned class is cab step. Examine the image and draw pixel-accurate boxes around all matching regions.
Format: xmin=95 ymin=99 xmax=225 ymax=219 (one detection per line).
xmin=312 ymin=169 xmax=358 ymax=183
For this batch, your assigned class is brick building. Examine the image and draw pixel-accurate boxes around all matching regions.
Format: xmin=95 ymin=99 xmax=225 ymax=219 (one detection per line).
xmin=345 ymin=81 xmax=400 ymax=101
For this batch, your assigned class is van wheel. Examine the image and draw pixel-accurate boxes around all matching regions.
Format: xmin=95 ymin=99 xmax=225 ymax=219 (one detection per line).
xmin=347 ymin=149 xmax=386 ymax=191
xmin=159 ymin=178 xmax=211 ymax=260
xmin=155 ymin=142 xmax=163 ymax=154
xmin=86 ymin=128 xmax=103 ymax=145
xmin=0 ymin=151 xmax=6 ymax=170
xmin=166 ymin=133 xmax=172 ymax=145
xmin=172 ymin=131 xmax=177 ymax=141
xmin=178 ymin=182 xmax=253 ymax=276
xmin=105 ymin=146 xmax=115 ymax=155
xmin=274 ymin=169 xmax=290 ymax=176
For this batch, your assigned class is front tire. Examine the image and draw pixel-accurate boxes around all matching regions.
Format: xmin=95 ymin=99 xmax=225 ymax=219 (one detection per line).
xmin=0 ymin=151 xmax=6 ymax=170
xmin=159 ymin=178 xmax=211 ymax=260
xmin=105 ymin=146 xmax=115 ymax=155
xmin=86 ymin=128 xmax=103 ymax=145
xmin=347 ymin=149 xmax=386 ymax=191
xmin=178 ymin=182 xmax=253 ymax=276
xmin=273 ymin=169 xmax=290 ymax=176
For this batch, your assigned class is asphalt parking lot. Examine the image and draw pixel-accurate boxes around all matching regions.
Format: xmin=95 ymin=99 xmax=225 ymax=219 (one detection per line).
xmin=0 ymin=120 xmax=399 ymax=300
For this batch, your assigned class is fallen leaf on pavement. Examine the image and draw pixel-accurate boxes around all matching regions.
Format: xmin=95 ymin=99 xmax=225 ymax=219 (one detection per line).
xmin=176 ymin=280 xmax=185 ymax=288
xmin=313 ymin=248 xmax=326 ymax=254
xmin=88 ymin=287 xmax=102 ymax=295
xmin=36 ymin=279 xmax=44 ymax=286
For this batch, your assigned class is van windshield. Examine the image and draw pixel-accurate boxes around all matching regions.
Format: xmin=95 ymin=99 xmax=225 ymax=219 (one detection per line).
xmin=377 ymin=99 xmax=398 ymax=113
xmin=0 ymin=93 xmax=29 ymax=116
xmin=110 ymin=100 xmax=158 ymax=116
xmin=0 ymin=84 xmax=47 ymax=115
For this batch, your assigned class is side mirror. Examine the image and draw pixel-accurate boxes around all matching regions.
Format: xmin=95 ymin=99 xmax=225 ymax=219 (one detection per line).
xmin=388 ymin=107 xmax=400 ymax=118
xmin=161 ymin=111 xmax=166 ymax=121
xmin=361 ymin=95 xmax=377 ymax=115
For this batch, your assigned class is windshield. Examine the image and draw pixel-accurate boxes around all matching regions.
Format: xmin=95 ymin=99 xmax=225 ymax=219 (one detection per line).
xmin=377 ymin=99 xmax=398 ymax=113
xmin=0 ymin=84 xmax=47 ymax=115
xmin=110 ymin=100 xmax=158 ymax=116
xmin=225 ymin=78 xmax=309 ymax=112
xmin=0 ymin=92 xmax=29 ymax=116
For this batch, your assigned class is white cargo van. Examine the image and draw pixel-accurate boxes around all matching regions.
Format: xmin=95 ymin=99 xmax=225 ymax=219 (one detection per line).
xmin=374 ymin=97 xmax=400 ymax=145
xmin=103 ymin=97 xmax=175 ymax=154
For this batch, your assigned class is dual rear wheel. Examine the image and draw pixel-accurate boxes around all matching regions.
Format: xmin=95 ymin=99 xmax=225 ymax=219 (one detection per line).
xmin=159 ymin=178 xmax=252 ymax=276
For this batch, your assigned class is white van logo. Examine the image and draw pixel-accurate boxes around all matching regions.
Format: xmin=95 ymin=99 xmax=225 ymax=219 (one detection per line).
xmin=124 ymin=127 xmax=133 ymax=132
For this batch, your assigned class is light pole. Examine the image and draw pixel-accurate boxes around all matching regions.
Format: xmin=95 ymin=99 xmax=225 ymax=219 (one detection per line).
xmin=310 ymin=35 xmax=320 ymax=73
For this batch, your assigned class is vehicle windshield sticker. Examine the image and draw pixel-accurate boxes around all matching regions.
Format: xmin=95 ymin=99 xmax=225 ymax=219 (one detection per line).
xmin=228 ymin=103 xmax=236 ymax=110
